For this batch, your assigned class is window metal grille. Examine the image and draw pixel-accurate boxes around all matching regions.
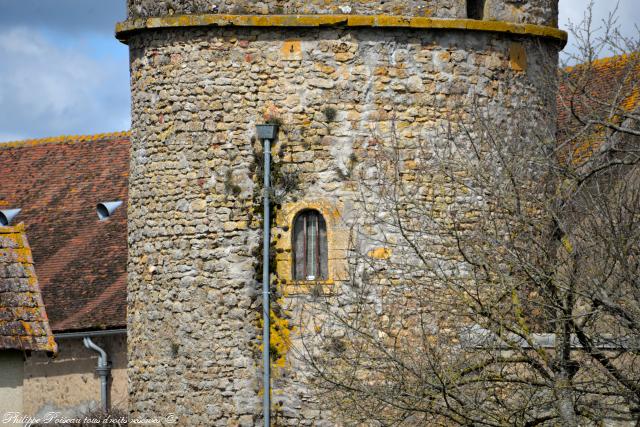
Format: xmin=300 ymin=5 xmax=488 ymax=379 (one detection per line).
xmin=293 ymin=210 xmax=328 ymax=280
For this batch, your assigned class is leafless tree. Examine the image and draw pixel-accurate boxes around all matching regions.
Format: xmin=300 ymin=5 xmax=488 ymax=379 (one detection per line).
xmin=297 ymin=5 xmax=640 ymax=426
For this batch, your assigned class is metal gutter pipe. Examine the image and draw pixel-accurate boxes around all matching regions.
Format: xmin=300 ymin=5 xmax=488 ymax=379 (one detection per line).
xmin=262 ymin=135 xmax=272 ymax=427
xmin=83 ymin=337 xmax=111 ymax=412
xmin=55 ymin=329 xmax=127 ymax=339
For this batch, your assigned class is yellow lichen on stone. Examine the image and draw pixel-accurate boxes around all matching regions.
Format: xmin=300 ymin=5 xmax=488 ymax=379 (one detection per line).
xmin=509 ymin=42 xmax=528 ymax=72
xmin=281 ymin=40 xmax=302 ymax=61
xmin=0 ymin=131 xmax=130 ymax=148
xmin=561 ymin=235 xmax=573 ymax=253
xmin=368 ymin=247 xmax=392 ymax=260
xmin=157 ymin=124 xmax=174 ymax=142
xmin=22 ymin=321 xmax=33 ymax=335
xmin=259 ymin=310 xmax=294 ymax=369
xmin=270 ymin=310 xmax=293 ymax=368
xmin=116 ymin=15 xmax=568 ymax=46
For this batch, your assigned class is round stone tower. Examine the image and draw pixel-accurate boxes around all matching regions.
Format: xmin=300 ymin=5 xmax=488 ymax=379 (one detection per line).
xmin=117 ymin=1 xmax=566 ymax=424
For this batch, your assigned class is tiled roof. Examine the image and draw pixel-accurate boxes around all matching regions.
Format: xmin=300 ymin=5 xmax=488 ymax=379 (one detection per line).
xmin=557 ymin=53 xmax=640 ymax=164
xmin=0 ymin=223 xmax=57 ymax=352
xmin=0 ymin=132 xmax=130 ymax=332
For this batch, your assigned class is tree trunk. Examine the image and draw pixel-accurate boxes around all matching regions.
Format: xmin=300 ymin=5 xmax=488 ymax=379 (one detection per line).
xmin=554 ymin=373 xmax=578 ymax=427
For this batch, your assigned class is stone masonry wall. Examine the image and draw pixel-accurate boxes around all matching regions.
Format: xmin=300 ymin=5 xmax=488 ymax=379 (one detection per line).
xmin=127 ymin=0 xmax=558 ymax=26
xmin=126 ymin=22 xmax=559 ymax=425
xmin=24 ymin=335 xmax=128 ymax=417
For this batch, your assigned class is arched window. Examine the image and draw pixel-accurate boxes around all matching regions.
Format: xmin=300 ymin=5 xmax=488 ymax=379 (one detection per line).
xmin=467 ymin=0 xmax=485 ymax=20
xmin=292 ymin=210 xmax=328 ymax=281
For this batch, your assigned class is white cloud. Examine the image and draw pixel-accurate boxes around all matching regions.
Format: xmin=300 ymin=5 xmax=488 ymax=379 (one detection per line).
xmin=560 ymin=0 xmax=639 ymax=31
xmin=0 ymin=0 xmax=126 ymax=36
xmin=0 ymin=27 xmax=130 ymax=141
xmin=559 ymin=0 xmax=640 ymax=58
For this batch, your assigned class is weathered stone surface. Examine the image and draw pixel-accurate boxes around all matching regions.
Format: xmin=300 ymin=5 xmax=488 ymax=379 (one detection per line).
xmin=0 ymin=224 xmax=57 ymax=353
xmin=126 ymin=0 xmax=559 ymax=26
xmin=125 ymin=6 xmax=560 ymax=426
xmin=23 ymin=335 xmax=128 ymax=417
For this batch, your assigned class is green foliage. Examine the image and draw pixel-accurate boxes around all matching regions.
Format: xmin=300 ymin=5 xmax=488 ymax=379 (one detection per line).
xmin=170 ymin=341 xmax=180 ymax=357
xmin=266 ymin=116 xmax=284 ymax=126
xmin=322 ymin=106 xmax=338 ymax=122
xmin=224 ymin=169 xmax=242 ymax=196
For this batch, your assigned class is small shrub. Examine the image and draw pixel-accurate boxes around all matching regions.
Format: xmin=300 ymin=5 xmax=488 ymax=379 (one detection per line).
xmin=170 ymin=341 xmax=180 ymax=357
xmin=224 ymin=170 xmax=242 ymax=196
xmin=328 ymin=337 xmax=347 ymax=354
xmin=266 ymin=116 xmax=284 ymax=126
xmin=322 ymin=106 xmax=337 ymax=122
xmin=263 ymin=105 xmax=284 ymax=127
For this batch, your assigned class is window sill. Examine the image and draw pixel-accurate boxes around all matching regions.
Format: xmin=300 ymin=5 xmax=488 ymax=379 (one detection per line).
xmin=283 ymin=279 xmax=336 ymax=296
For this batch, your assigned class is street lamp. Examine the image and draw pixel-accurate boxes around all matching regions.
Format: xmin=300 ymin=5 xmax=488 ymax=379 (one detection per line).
xmin=256 ymin=122 xmax=279 ymax=427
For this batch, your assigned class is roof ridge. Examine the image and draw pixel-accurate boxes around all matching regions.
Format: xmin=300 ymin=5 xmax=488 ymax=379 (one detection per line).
xmin=0 ymin=131 xmax=131 ymax=149
xmin=564 ymin=51 xmax=640 ymax=72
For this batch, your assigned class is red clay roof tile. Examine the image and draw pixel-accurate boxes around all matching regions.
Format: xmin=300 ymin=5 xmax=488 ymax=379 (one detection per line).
xmin=0 ymin=223 xmax=57 ymax=352
xmin=557 ymin=53 xmax=640 ymax=164
xmin=0 ymin=132 xmax=130 ymax=332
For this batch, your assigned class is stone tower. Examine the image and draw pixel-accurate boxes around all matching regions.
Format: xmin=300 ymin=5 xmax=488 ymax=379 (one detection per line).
xmin=116 ymin=1 xmax=566 ymax=425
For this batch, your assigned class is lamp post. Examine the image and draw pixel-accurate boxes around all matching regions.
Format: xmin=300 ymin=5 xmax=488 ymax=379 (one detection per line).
xmin=256 ymin=123 xmax=278 ymax=427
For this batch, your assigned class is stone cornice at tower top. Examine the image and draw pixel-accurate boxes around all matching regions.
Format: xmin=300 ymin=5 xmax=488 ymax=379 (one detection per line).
xmin=115 ymin=14 xmax=567 ymax=46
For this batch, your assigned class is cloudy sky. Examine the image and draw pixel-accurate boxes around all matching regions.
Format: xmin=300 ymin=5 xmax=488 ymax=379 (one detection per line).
xmin=0 ymin=0 xmax=637 ymax=141
xmin=0 ymin=0 xmax=128 ymax=141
